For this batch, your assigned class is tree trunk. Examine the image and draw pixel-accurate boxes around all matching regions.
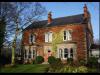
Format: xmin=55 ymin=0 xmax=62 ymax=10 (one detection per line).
xmin=11 ymin=45 xmax=15 ymax=65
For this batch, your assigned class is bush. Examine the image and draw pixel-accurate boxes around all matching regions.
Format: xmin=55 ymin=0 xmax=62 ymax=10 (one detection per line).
xmin=77 ymin=66 xmax=88 ymax=73
xmin=67 ymin=58 xmax=73 ymax=65
xmin=87 ymin=57 xmax=98 ymax=68
xmin=56 ymin=58 xmax=61 ymax=63
xmin=33 ymin=60 xmax=36 ymax=64
xmin=35 ymin=56 xmax=44 ymax=64
xmin=79 ymin=59 xmax=86 ymax=66
xmin=48 ymin=56 xmax=56 ymax=64
xmin=48 ymin=65 xmax=88 ymax=73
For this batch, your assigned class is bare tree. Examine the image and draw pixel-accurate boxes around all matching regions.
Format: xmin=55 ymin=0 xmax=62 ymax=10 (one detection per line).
xmin=0 ymin=2 xmax=47 ymax=65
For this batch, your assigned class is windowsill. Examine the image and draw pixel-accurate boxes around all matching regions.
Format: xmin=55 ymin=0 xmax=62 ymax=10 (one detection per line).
xmin=29 ymin=42 xmax=36 ymax=45
xmin=45 ymin=41 xmax=52 ymax=43
xmin=62 ymin=40 xmax=77 ymax=43
xmin=63 ymin=40 xmax=72 ymax=41
xmin=44 ymin=42 xmax=52 ymax=45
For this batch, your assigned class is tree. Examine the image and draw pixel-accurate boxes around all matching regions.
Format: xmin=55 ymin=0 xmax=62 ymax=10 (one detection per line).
xmin=0 ymin=2 xmax=46 ymax=65
xmin=0 ymin=2 xmax=17 ymax=66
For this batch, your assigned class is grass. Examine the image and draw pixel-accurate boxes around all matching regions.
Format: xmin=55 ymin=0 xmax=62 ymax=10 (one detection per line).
xmin=0 ymin=64 xmax=98 ymax=73
xmin=0 ymin=64 xmax=49 ymax=73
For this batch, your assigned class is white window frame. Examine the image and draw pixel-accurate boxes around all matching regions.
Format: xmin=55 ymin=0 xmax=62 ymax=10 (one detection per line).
xmin=63 ymin=30 xmax=72 ymax=41
xmin=70 ymin=48 xmax=73 ymax=58
xmin=59 ymin=48 xmax=63 ymax=58
xmin=45 ymin=32 xmax=52 ymax=43
xmin=63 ymin=48 xmax=68 ymax=59
xmin=33 ymin=50 xmax=36 ymax=58
xmin=58 ymin=48 xmax=74 ymax=59
xmin=29 ymin=34 xmax=36 ymax=44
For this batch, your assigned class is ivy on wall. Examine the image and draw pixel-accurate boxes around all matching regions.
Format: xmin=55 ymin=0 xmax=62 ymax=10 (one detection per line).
xmin=51 ymin=30 xmax=64 ymax=56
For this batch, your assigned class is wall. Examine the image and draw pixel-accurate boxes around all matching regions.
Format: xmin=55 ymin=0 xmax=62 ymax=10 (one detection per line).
xmin=22 ymin=24 xmax=87 ymax=61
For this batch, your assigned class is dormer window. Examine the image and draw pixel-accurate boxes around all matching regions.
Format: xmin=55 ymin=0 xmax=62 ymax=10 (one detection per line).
xmin=29 ymin=33 xmax=36 ymax=44
xmin=63 ymin=30 xmax=72 ymax=41
xmin=45 ymin=32 xmax=52 ymax=42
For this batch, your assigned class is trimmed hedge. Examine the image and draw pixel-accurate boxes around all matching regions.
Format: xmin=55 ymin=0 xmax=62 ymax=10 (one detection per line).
xmin=35 ymin=56 xmax=44 ymax=64
xmin=48 ymin=56 xmax=56 ymax=64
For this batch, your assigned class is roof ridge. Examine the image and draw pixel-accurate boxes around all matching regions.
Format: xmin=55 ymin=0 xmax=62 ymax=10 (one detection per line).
xmin=24 ymin=13 xmax=84 ymax=31
xmin=37 ymin=13 xmax=83 ymax=22
xmin=52 ymin=13 xmax=83 ymax=20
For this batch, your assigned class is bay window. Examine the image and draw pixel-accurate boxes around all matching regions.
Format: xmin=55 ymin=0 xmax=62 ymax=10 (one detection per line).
xmin=58 ymin=48 xmax=74 ymax=59
xmin=70 ymin=48 xmax=73 ymax=58
xmin=64 ymin=48 xmax=68 ymax=58
xmin=59 ymin=48 xmax=63 ymax=58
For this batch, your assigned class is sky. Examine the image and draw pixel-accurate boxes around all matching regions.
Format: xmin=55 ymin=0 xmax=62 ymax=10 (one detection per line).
xmin=40 ymin=2 xmax=99 ymax=40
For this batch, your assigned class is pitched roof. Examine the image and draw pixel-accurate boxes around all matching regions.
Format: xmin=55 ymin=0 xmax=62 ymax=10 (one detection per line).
xmin=24 ymin=14 xmax=84 ymax=30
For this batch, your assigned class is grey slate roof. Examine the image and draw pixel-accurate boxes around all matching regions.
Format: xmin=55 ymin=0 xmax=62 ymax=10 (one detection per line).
xmin=24 ymin=14 xmax=85 ymax=30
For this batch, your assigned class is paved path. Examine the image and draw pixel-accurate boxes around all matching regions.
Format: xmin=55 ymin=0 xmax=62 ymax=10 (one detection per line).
xmin=42 ymin=62 xmax=49 ymax=64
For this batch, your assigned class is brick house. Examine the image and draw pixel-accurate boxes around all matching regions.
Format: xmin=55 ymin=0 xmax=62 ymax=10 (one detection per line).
xmin=22 ymin=4 xmax=93 ymax=63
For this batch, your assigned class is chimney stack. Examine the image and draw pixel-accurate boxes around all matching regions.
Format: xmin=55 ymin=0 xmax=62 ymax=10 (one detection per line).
xmin=83 ymin=4 xmax=88 ymax=19
xmin=48 ymin=12 xmax=52 ymax=24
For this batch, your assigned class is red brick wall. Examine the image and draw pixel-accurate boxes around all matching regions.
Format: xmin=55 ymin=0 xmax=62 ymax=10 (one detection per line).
xmin=22 ymin=24 xmax=87 ymax=61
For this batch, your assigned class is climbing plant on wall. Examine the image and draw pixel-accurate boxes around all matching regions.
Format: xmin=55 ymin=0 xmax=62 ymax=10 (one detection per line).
xmin=51 ymin=30 xmax=64 ymax=56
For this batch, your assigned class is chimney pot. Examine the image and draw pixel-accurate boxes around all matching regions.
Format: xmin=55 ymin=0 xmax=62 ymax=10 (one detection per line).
xmin=83 ymin=4 xmax=88 ymax=19
xmin=48 ymin=12 xmax=52 ymax=24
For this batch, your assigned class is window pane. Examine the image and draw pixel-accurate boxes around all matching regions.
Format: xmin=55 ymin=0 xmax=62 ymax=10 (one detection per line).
xmin=45 ymin=33 xmax=48 ymax=42
xmin=49 ymin=32 xmax=52 ymax=42
xmin=29 ymin=34 xmax=36 ymax=43
xmin=64 ymin=54 xmax=68 ymax=58
xmin=70 ymin=48 xmax=73 ymax=58
xmin=70 ymin=48 xmax=73 ymax=53
xmin=64 ymin=48 xmax=68 ymax=58
xmin=64 ymin=31 xmax=66 ymax=35
xmin=29 ymin=34 xmax=32 ymax=43
xmin=68 ymin=31 xmax=72 ymax=40
xmin=29 ymin=50 xmax=31 ymax=58
xmin=33 ymin=35 xmax=35 ymax=43
xmin=30 ymin=34 xmax=33 ymax=42
xmin=64 ymin=31 xmax=66 ymax=40
xmin=64 ymin=48 xmax=68 ymax=53
xmin=33 ymin=50 xmax=35 ymax=57
xmin=59 ymin=49 xmax=63 ymax=58
xmin=64 ymin=36 xmax=66 ymax=40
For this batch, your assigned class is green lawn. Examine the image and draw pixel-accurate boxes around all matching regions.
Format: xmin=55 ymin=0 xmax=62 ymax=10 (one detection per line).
xmin=0 ymin=64 xmax=49 ymax=73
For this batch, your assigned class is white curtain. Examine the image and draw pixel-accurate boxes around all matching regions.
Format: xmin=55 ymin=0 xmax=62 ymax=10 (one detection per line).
xmin=49 ymin=32 xmax=52 ymax=42
xmin=68 ymin=31 xmax=72 ymax=40
xmin=45 ymin=33 xmax=48 ymax=42
xmin=32 ymin=35 xmax=35 ymax=43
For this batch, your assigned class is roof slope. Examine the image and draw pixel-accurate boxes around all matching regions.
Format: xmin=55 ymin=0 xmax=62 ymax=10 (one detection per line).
xmin=24 ymin=14 xmax=84 ymax=30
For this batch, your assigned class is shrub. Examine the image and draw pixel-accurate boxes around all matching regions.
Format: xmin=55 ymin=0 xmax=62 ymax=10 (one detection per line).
xmin=55 ymin=58 xmax=63 ymax=68
xmin=79 ymin=59 xmax=86 ymax=66
xmin=35 ymin=56 xmax=44 ymax=64
xmin=87 ymin=57 xmax=98 ymax=68
xmin=48 ymin=56 xmax=56 ymax=64
xmin=67 ymin=58 xmax=73 ymax=65
xmin=77 ymin=66 xmax=88 ymax=73
xmin=48 ymin=65 xmax=88 ymax=73
xmin=56 ymin=58 xmax=61 ymax=63
xmin=33 ymin=60 xmax=36 ymax=64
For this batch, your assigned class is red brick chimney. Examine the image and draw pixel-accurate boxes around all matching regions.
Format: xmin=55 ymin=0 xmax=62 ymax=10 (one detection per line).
xmin=48 ymin=12 xmax=52 ymax=24
xmin=83 ymin=4 xmax=88 ymax=19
